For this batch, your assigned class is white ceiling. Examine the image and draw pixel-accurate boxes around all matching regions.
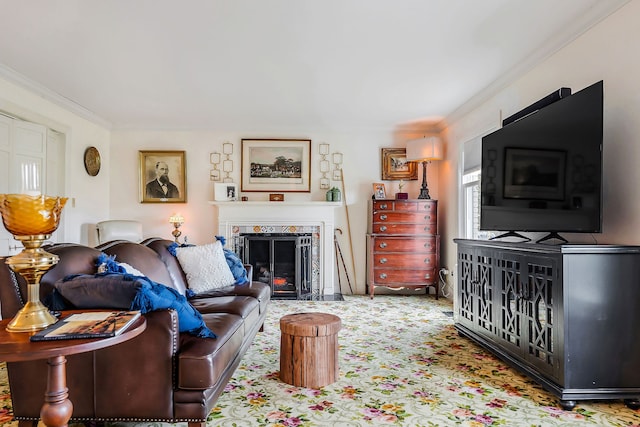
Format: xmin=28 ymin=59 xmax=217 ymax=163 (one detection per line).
xmin=0 ymin=0 xmax=629 ymax=131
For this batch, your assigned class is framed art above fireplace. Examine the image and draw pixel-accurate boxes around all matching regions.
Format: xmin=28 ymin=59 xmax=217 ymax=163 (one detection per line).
xmin=241 ymin=139 xmax=311 ymax=192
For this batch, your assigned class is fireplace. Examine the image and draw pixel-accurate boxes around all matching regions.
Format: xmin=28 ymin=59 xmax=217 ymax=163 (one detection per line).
xmin=240 ymin=233 xmax=312 ymax=299
xmin=210 ymin=200 xmax=340 ymax=297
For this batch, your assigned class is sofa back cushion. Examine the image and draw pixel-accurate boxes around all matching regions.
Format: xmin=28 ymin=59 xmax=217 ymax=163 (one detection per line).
xmin=97 ymin=241 xmax=178 ymax=292
xmin=140 ymin=238 xmax=189 ymax=295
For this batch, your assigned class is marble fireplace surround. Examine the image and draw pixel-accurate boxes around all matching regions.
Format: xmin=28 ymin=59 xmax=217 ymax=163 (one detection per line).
xmin=209 ymin=201 xmax=341 ymax=296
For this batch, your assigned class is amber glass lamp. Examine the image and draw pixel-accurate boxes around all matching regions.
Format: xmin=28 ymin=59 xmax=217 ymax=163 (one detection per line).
xmin=0 ymin=193 xmax=68 ymax=332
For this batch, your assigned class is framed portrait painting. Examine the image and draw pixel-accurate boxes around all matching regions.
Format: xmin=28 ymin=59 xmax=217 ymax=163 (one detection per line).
xmin=139 ymin=150 xmax=187 ymax=203
xmin=241 ymin=139 xmax=311 ymax=192
xmin=381 ymin=148 xmax=418 ymax=180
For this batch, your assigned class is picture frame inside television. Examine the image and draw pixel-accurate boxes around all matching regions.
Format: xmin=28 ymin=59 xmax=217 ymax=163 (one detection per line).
xmin=503 ymin=148 xmax=566 ymax=200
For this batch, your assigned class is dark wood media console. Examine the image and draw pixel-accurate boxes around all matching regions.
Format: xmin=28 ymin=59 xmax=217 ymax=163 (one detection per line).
xmin=454 ymin=239 xmax=640 ymax=410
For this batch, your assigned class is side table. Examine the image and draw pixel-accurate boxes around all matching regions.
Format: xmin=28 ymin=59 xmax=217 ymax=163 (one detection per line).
xmin=0 ymin=311 xmax=146 ymax=427
xmin=280 ymin=312 xmax=341 ymax=388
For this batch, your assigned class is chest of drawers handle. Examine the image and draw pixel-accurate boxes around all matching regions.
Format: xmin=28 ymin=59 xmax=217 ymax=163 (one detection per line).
xmin=424 ymin=258 xmax=431 ymax=264
xmin=380 ymin=203 xmax=388 ymax=209
xmin=380 ymin=214 xmax=387 ymax=221
xmin=380 ymin=226 xmax=387 ymax=232
xmin=379 ymin=273 xmax=387 ymax=279
xmin=424 ymin=215 xmax=431 ymax=220
xmin=379 ymin=242 xmax=387 ymax=248
xmin=424 ymin=273 xmax=431 ymax=280
xmin=379 ymin=258 xmax=388 ymax=264
xmin=424 ymin=242 xmax=432 ymax=249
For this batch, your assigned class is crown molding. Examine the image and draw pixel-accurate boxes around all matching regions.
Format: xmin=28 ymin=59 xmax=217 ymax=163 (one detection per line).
xmin=445 ymin=0 xmax=631 ymax=127
xmin=0 ymin=63 xmax=112 ymax=130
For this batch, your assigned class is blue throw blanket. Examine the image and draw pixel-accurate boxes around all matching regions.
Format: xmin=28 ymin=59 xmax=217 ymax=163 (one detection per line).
xmin=48 ymin=253 xmax=216 ymax=338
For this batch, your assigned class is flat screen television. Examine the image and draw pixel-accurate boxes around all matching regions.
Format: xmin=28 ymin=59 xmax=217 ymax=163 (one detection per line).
xmin=480 ymin=80 xmax=603 ymax=241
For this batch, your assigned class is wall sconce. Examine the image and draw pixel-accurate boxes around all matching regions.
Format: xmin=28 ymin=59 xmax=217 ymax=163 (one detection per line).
xmin=319 ymin=142 xmax=330 ymax=189
xmin=332 ymin=152 xmax=343 ymax=181
xmin=169 ymin=213 xmax=184 ymax=243
xmin=405 ymin=136 xmax=443 ymax=199
xmin=210 ymin=152 xmax=221 ymax=181
xmin=210 ymin=141 xmax=234 ymax=183
xmin=222 ymin=142 xmax=234 ymax=183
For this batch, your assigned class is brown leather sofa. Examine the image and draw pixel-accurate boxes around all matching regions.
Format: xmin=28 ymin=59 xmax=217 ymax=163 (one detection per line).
xmin=0 ymin=238 xmax=270 ymax=427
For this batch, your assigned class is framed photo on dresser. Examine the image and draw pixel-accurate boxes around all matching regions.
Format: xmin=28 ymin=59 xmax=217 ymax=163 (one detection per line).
xmin=373 ymin=183 xmax=387 ymax=200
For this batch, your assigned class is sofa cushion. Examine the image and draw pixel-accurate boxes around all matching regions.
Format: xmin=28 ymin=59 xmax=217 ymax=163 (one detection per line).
xmin=189 ymin=296 xmax=260 ymax=335
xmin=191 ymin=282 xmax=271 ymax=314
xmin=178 ymin=312 xmax=244 ymax=389
xmin=175 ymin=241 xmax=236 ymax=293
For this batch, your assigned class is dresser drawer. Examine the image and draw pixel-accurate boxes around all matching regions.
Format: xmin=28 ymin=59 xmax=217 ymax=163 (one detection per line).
xmin=373 ymin=211 xmax=436 ymax=224
xmin=417 ymin=201 xmax=438 ymax=213
xmin=371 ymin=268 xmax=436 ymax=284
xmin=373 ymin=253 xmax=437 ymax=268
xmin=372 ymin=223 xmax=437 ymax=234
xmin=392 ymin=201 xmax=418 ymax=212
xmin=372 ymin=236 xmax=437 ymax=252
xmin=372 ymin=201 xmax=394 ymax=211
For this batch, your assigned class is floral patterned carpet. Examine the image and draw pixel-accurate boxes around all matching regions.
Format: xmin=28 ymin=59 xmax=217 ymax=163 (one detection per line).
xmin=2 ymin=295 xmax=640 ymax=426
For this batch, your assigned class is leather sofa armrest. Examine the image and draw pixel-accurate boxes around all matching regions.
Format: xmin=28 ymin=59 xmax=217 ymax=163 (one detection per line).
xmin=93 ymin=309 xmax=181 ymax=418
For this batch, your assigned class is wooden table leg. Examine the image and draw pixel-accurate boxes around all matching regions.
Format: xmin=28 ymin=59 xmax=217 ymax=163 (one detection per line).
xmin=40 ymin=355 xmax=73 ymax=427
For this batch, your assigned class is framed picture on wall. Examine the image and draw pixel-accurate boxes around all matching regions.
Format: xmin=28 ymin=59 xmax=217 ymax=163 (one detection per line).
xmin=241 ymin=139 xmax=311 ymax=192
xmin=381 ymin=148 xmax=418 ymax=180
xmin=139 ymin=150 xmax=187 ymax=203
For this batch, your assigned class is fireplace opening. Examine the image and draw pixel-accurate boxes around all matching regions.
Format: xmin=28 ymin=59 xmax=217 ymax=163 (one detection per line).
xmin=240 ymin=233 xmax=312 ymax=299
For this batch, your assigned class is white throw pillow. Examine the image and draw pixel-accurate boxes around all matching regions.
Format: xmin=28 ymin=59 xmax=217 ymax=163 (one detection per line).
xmin=119 ymin=262 xmax=144 ymax=277
xmin=175 ymin=241 xmax=236 ymax=293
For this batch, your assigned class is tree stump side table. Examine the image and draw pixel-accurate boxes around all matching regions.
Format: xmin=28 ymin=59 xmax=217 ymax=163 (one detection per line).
xmin=279 ymin=312 xmax=342 ymax=388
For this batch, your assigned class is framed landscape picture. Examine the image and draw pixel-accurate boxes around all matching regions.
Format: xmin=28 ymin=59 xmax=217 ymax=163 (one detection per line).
xmin=139 ymin=150 xmax=187 ymax=203
xmin=381 ymin=148 xmax=418 ymax=180
xmin=241 ymin=139 xmax=311 ymax=192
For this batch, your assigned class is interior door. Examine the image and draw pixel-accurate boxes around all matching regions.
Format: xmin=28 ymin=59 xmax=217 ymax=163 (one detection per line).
xmin=0 ymin=116 xmax=48 ymax=256
xmin=0 ymin=115 xmax=10 ymax=255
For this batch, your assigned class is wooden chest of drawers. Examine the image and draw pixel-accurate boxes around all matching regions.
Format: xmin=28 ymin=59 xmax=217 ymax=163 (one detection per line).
xmin=366 ymin=199 xmax=440 ymax=298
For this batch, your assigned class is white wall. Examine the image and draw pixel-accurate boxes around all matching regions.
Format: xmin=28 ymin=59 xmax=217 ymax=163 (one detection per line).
xmin=110 ymin=129 xmax=441 ymax=294
xmin=440 ymin=1 xmax=640 ymax=285
xmin=0 ymin=77 xmax=111 ymax=245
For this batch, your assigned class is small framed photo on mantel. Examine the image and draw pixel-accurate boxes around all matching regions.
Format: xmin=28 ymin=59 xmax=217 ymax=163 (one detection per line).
xmin=214 ymin=183 xmax=238 ymax=201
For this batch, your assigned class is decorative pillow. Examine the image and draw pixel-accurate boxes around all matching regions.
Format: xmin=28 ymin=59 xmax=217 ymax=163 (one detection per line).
xmin=51 ymin=274 xmax=140 ymax=310
xmin=223 ymin=248 xmax=249 ymax=285
xmin=49 ymin=273 xmax=216 ymax=338
xmin=96 ymin=252 xmax=144 ymax=277
xmin=175 ymin=241 xmax=236 ymax=293
xmin=169 ymin=238 xmax=249 ymax=285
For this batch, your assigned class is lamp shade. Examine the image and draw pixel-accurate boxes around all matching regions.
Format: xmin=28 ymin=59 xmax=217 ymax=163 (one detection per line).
xmin=169 ymin=214 xmax=184 ymax=224
xmin=405 ymin=136 xmax=443 ymax=162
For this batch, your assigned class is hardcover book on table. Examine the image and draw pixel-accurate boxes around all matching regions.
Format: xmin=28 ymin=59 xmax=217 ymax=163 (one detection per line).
xmin=30 ymin=311 xmax=141 ymax=341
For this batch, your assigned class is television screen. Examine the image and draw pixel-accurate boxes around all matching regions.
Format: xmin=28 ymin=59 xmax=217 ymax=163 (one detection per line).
xmin=480 ymin=80 xmax=603 ymax=236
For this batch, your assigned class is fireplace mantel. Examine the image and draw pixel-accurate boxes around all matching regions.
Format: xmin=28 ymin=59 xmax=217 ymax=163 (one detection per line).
xmin=209 ymin=200 xmax=341 ymax=296
xmin=209 ymin=201 xmax=340 ymax=207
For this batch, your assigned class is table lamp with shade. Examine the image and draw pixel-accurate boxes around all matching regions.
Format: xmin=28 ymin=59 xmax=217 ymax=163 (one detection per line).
xmin=405 ymin=136 xmax=443 ymax=199
xmin=169 ymin=214 xmax=184 ymax=243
